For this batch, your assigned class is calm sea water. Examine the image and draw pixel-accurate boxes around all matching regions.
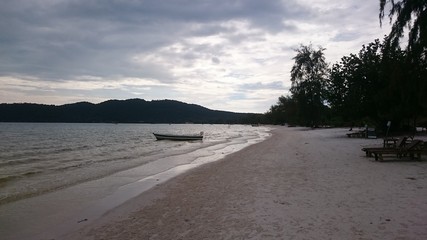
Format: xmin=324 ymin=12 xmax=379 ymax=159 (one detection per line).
xmin=0 ymin=123 xmax=270 ymax=205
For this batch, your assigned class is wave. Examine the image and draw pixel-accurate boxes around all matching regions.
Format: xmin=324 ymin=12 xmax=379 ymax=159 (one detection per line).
xmin=0 ymin=170 xmax=43 ymax=186
xmin=0 ymin=175 xmax=20 ymax=186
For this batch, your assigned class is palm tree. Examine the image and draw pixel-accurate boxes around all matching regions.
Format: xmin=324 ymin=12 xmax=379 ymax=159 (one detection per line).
xmin=379 ymin=0 xmax=427 ymax=55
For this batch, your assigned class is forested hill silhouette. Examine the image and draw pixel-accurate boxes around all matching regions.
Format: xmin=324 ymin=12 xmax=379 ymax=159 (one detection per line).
xmin=0 ymin=99 xmax=262 ymax=124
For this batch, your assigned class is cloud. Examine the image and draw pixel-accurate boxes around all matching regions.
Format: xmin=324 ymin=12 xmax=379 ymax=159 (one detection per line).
xmin=0 ymin=0 xmax=308 ymax=78
xmin=210 ymin=57 xmax=219 ymax=64
xmin=240 ymin=81 xmax=284 ymax=91
xmin=331 ymin=31 xmax=360 ymax=42
xmin=0 ymin=0 xmax=391 ymax=113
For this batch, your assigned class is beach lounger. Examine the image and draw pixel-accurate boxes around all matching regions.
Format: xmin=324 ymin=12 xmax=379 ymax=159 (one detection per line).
xmin=367 ymin=128 xmax=377 ymax=139
xmin=347 ymin=127 xmax=376 ymax=138
xmin=362 ymin=137 xmax=408 ymax=157
xmin=370 ymin=140 xmax=425 ymax=161
xmin=346 ymin=130 xmax=366 ymax=138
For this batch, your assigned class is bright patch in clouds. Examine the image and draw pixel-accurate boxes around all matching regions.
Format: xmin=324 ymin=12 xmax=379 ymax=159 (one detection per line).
xmin=0 ymin=0 xmax=390 ymax=113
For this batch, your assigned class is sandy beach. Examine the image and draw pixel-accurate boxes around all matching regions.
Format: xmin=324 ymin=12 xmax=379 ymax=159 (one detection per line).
xmin=57 ymin=126 xmax=427 ymax=240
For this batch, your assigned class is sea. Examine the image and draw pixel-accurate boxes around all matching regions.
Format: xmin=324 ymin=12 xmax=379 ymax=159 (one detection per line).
xmin=0 ymin=123 xmax=270 ymax=205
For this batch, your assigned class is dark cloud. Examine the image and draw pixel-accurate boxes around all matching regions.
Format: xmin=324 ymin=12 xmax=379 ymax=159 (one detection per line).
xmin=211 ymin=57 xmax=220 ymax=64
xmin=0 ymin=0 xmax=309 ymax=80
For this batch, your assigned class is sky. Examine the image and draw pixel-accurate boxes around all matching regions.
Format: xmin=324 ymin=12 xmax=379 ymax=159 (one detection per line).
xmin=0 ymin=0 xmax=391 ymax=113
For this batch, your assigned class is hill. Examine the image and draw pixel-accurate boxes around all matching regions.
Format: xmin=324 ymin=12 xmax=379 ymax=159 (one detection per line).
xmin=0 ymin=99 xmax=262 ymax=124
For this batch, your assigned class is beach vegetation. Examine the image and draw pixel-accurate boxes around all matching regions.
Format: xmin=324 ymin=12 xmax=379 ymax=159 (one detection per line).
xmin=266 ymin=39 xmax=426 ymax=131
xmin=379 ymin=0 xmax=426 ymax=56
xmin=265 ymin=1 xmax=426 ymax=132
xmin=264 ymin=95 xmax=298 ymax=126
xmin=289 ymin=44 xmax=329 ymax=127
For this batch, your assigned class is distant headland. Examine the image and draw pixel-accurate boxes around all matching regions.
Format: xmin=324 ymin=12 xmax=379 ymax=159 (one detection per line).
xmin=0 ymin=99 xmax=263 ymax=124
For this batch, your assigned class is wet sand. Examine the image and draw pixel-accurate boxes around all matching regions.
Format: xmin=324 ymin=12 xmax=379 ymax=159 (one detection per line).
xmin=64 ymin=127 xmax=427 ymax=239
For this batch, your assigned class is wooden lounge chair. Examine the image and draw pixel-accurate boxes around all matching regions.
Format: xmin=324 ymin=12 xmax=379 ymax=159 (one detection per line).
xmin=347 ymin=130 xmax=366 ymax=138
xmin=346 ymin=127 xmax=376 ymax=138
xmin=362 ymin=136 xmax=408 ymax=157
xmin=367 ymin=128 xmax=377 ymax=139
xmin=370 ymin=140 xmax=424 ymax=161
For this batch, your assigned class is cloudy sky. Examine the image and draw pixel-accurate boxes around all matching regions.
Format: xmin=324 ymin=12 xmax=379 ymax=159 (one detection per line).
xmin=0 ymin=0 xmax=391 ymax=113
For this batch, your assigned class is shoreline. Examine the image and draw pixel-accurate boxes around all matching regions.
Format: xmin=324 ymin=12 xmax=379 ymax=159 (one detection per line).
xmin=66 ymin=127 xmax=427 ymax=239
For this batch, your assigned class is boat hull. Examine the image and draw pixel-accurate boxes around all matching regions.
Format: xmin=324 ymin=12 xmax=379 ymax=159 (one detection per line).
xmin=153 ymin=133 xmax=203 ymax=141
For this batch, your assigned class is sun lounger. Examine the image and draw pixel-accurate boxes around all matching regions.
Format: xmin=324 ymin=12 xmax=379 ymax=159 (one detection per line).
xmin=369 ymin=140 xmax=425 ymax=161
xmin=347 ymin=127 xmax=376 ymax=138
xmin=347 ymin=130 xmax=366 ymax=138
xmin=367 ymin=128 xmax=377 ymax=139
xmin=383 ymin=137 xmax=398 ymax=148
xmin=362 ymin=137 xmax=408 ymax=157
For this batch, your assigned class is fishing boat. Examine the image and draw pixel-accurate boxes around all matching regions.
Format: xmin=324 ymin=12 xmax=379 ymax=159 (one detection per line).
xmin=153 ymin=132 xmax=203 ymax=141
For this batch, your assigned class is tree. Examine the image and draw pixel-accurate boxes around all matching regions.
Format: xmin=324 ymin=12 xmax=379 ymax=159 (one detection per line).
xmin=326 ymin=40 xmax=383 ymax=125
xmin=380 ymin=0 xmax=427 ymax=126
xmin=290 ymin=44 xmax=329 ymax=127
xmin=326 ymin=62 xmax=349 ymax=121
xmin=380 ymin=0 xmax=427 ymax=55
xmin=324 ymin=37 xmax=425 ymax=131
xmin=265 ymin=95 xmax=298 ymax=125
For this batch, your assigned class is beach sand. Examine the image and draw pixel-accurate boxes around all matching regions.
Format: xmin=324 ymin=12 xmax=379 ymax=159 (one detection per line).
xmin=57 ymin=127 xmax=427 ymax=239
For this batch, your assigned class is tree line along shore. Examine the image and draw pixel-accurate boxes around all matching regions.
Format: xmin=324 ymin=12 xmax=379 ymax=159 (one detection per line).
xmin=265 ymin=1 xmax=426 ymax=134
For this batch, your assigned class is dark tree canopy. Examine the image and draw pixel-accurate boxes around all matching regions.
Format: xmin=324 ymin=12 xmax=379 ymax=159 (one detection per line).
xmin=380 ymin=0 xmax=427 ymax=55
xmin=379 ymin=0 xmax=427 ymax=128
xmin=289 ymin=44 xmax=329 ymax=127
xmin=264 ymin=2 xmax=427 ymax=131
xmin=266 ymin=38 xmax=426 ymax=131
